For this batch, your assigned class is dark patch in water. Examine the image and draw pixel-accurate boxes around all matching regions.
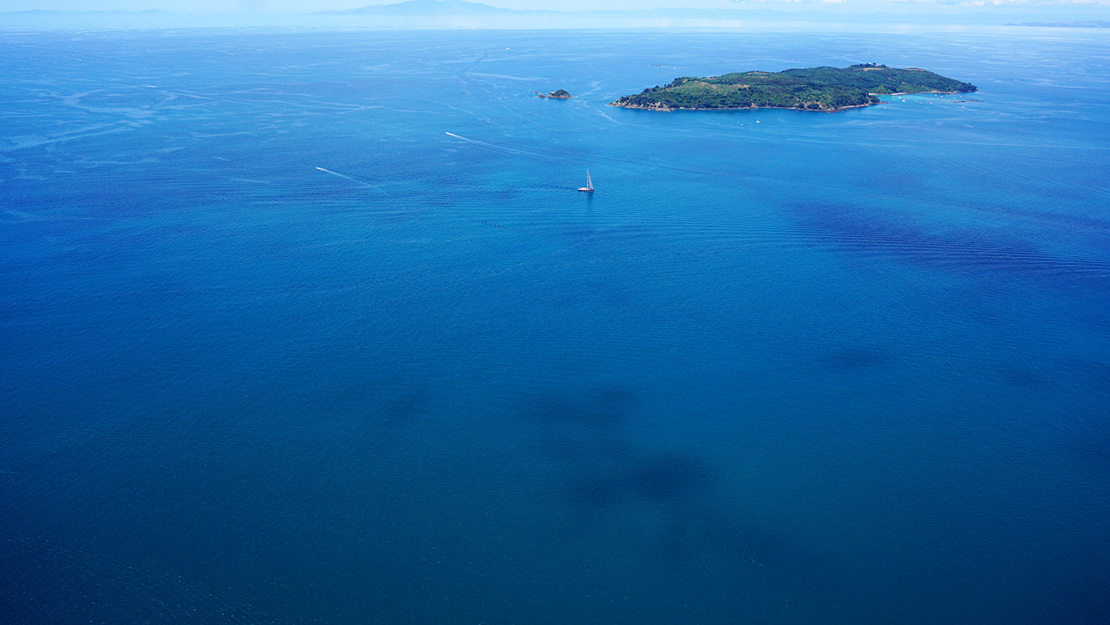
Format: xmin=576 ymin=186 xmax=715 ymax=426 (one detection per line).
xmin=789 ymin=201 xmax=1110 ymax=291
xmin=820 ymin=346 xmax=891 ymax=371
xmin=307 ymin=379 xmax=423 ymax=426
xmin=538 ymin=434 xmax=633 ymax=467
xmin=997 ymin=366 xmax=1048 ymax=388
xmin=1068 ymin=412 xmax=1110 ymax=473
xmin=627 ymin=454 xmax=713 ymax=500
xmin=1057 ymin=358 xmax=1110 ymax=386
xmin=529 ymin=385 xmax=636 ymax=431
xmin=566 ymin=474 xmax=625 ymax=508
xmin=558 ymin=223 xmax=652 ymax=252
xmin=567 ymin=453 xmax=713 ymax=507
xmin=659 ymin=502 xmax=805 ymax=571
xmin=0 ymin=302 xmax=32 ymax=322
xmin=527 ymin=385 xmax=638 ymax=472
xmin=526 ymin=385 xmax=817 ymax=587
xmin=382 ymin=391 xmax=423 ymax=424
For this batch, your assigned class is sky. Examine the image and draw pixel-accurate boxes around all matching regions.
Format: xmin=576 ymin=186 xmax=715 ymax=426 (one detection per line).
xmin=1 ymin=0 xmax=1108 ymax=20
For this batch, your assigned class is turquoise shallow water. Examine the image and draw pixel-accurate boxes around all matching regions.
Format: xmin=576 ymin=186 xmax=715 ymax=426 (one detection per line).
xmin=2 ymin=25 xmax=1109 ymax=624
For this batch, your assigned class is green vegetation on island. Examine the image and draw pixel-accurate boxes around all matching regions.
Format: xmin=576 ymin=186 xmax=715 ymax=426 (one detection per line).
xmin=538 ymin=89 xmax=573 ymax=99
xmin=610 ymin=64 xmax=977 ymax=112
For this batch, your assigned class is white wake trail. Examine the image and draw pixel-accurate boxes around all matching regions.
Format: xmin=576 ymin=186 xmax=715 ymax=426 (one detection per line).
xmin=444 ymin=131 xmax=558 ymax=161
xmin=314 ymin=166 xmax=387 ymax=193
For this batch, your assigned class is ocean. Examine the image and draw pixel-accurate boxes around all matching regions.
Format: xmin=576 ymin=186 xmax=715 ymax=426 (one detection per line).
xmin=1 ymin=24 xmax=1109 ymax=624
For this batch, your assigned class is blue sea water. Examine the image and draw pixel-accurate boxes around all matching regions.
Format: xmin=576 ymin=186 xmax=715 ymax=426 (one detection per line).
xmin=1 ymin=24 xmax=1109 ymax=624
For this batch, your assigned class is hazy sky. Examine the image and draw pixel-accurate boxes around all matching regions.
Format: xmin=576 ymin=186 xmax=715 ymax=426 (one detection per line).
xmin=3 ymin=0 xmax=1109 ymax=17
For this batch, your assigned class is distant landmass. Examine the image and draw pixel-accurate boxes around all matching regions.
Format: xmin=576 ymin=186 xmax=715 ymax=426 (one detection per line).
xmin=0 ymin=9 xmax=184 ymax=27
xmin=1011 ymin=21 xmax=1110 ymax=28
xmin=312 ymin=0 xmax=524 ymax=16
xmin=611 ymin=64 xmax=977 ymax=113
xmin=537 ymin=89 xmax=572 ymax=99
xmin=1 ymin=10 xmax=175 ymax=16
xmin=5 ymin=4 xmax=1095 ymax=28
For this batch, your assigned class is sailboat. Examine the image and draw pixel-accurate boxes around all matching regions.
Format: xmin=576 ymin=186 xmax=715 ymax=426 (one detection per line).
xmin=577 ymin=169 xmax=594 ymax=193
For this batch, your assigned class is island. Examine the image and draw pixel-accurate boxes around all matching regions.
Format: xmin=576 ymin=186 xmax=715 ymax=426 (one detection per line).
xmin=610 ymin=64 xmax=977 ymax=113
xmin=537 ymin=89 xmax=573 ymax=99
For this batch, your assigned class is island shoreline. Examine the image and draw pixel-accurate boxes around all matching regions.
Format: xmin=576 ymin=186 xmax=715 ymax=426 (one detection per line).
xmin=607 ymin=101 xmax=876 ymax=113
xmin=608 ymin=89 xmax=967 ymax=113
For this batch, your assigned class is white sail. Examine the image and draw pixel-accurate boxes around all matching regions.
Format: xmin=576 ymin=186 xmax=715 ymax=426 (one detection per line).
xmin=578 ymin=169 xmax=594 ymax=192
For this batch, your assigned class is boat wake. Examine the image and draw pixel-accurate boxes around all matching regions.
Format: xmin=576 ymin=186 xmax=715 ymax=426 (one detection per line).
xmin=444 ymin=131 xmax=559 ymax=161
xmin=314 ymin=166 xmax=386 ymax=193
